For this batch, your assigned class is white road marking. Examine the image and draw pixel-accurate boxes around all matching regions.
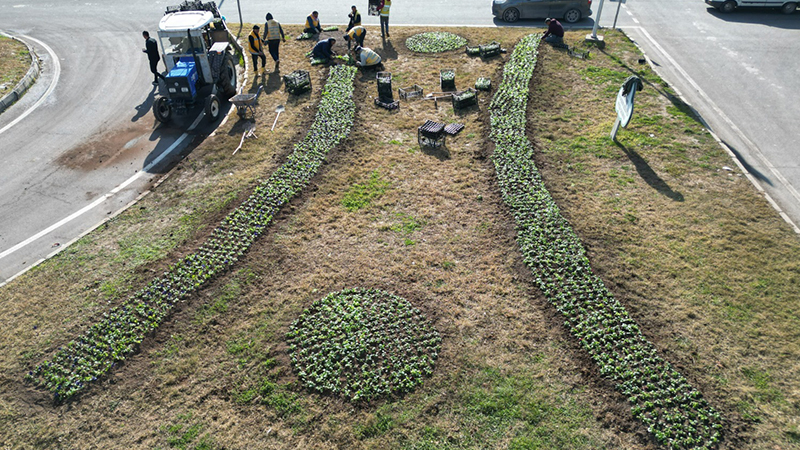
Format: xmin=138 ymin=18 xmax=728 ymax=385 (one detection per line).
xmin=0 ymin=132 xmax=191 ymax=262
xmin=0 ymin=34 xmax=61 ymax=137
xmin=630 ymin=25 xmax=800 ymax=233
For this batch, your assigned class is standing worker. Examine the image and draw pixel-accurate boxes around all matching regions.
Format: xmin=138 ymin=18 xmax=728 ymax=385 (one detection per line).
xmin=262 ymin=13 xmax=286 ymax=69
xmin=353 ymin=45 xmax=382 ymax=67
xmin=142 ymin=31 xmax=165 ymax=86
xmin=248 ymin=25 xmax=267 ymax=74
xmin=344 ymin=25 xmax=366 ymax=50
xmin=379 ymin=0 xmax=391 ymax=38
xmin=346 ymin=5 xmax=361 ymax=32
xmin=543 ymin=18 xmax=564 ymax=44
xmin=305 ymin=11 xmax=322 ymax=35
xmin=312 ymin=38 xmax=337 ymax=63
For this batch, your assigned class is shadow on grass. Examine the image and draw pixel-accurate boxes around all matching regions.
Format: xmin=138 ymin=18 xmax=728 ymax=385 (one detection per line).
xmin=615 ymin=141 xmax=684 ymax=201
xmin=722 ymin=139 xmax=773 ymax=186
xmin=380 ymin=37 xmax=398 ymax=60
xmin=421 ymin=144 xmax=450 ymax=161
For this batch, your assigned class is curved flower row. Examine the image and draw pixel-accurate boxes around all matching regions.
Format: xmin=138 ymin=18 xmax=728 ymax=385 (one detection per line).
xmin=489 ymin=34 xmax=723 ymax=450
xmin=287 ymin=288 xmax=441 ymax=402
xmin=26 ymin=65 xmax=359 ymax=401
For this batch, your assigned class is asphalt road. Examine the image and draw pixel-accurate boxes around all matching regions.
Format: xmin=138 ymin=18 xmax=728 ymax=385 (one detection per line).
xmin=603 ymin=1 xmax=800 ymax=231
xmin=1 ymin=0 xmax=797 ymax=284
xmin=0 ymin=1 xmax=221 ymax=284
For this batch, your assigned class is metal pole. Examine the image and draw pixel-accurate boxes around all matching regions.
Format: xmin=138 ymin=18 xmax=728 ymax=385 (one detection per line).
xmin=613 ymin=0 xmax=623 ymax=30
xmin=591 ymin=0 xmax=606 ymax=39
xmin=237 ymin=0 xmax=243 ymax=29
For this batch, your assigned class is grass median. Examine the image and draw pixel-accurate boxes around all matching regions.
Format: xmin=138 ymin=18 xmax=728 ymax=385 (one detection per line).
xmin=0 ymin=35 xmax=31 ymax=99
xmin=0 ymin=25 xmax=797 ymax=449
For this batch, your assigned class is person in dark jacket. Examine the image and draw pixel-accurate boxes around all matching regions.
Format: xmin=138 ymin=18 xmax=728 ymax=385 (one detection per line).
xmin=346 ymin=5 xmax=362 ymax=31
xmin=262 ymin=13 xmax=286 ymax=68
xmin=543 ymin=18 xmax=564 ymax=44
xmin=312 ymin=38 xmax=336 ymax=62
xmin=142 ymin=31 xmax=165 ymax=85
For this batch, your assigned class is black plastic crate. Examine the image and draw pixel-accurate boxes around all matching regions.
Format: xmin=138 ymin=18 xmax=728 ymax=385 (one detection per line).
xmin=398 ymin=85 xmax=424 ymax=100
xmin=283 ymin=70 xmax=312 ymax=95
xmin=440 ymin=69 xmax=456 ymax=92
xmin=452 ymin=88 xmax=478 ymax=109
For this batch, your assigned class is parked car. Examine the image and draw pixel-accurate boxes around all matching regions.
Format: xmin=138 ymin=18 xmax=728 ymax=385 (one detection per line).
xmin=705 ymin=0 xmax=798 ymax=14
xmin=492 ymin=0 xmax=592 ymax=23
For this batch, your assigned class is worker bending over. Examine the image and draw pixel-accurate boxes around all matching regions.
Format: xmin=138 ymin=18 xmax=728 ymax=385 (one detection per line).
xmin=344 ymin=26 xmax=366 ymax=50
xmin=305 ymin=11 xmax=322 ymax=34
xmin=312 ymin=38 xmax=337 ymax=63
xmin=354 ymin=45 xmax=381 ymax=67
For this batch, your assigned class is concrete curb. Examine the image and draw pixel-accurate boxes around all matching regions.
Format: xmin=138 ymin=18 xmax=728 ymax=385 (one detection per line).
xmin=0 ymin=33 xmax=40 ymax=114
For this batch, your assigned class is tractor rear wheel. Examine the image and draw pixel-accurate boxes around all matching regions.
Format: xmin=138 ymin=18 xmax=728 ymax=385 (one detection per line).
xmin=219 ymin=53 xmax=237 ymax=99
xmin=153 ymin=97 xmax=171 ymax=123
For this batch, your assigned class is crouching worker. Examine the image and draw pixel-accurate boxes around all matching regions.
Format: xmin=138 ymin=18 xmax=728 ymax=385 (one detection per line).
xmin=344 ymin=25 xmax=366 ymax=50
xmin=354 ymin=45 xmax=381 ymax=68
xmin=312 ymin=38 xmax=337 ymax=63
xmin=305 ymin=11 xmax=322 ymax=34
xmin=543 ymin=18 xmax=564 ymax=45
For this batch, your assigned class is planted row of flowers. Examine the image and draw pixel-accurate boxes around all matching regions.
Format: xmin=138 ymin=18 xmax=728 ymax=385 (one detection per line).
xmin=489 ymin=34 xmax=723 ymax=450
xmin=287 ymin=288 xmax=441 ymax=402
xmin=26 ymin=65 xmax=359 ymax=402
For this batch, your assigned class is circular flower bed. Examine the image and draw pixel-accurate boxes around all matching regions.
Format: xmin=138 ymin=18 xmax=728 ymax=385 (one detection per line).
xmin=405 ymin=32 xmax=467 ymax=53
xmin=287 ymin=288 xmax=441 ymax=402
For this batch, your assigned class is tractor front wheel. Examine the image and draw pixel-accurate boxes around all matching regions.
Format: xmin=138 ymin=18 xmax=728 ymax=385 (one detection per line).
xmin=205 ymin=94 xmax=221 ymax=121
xmin=153 ymin=97 xmax=171 ymax=123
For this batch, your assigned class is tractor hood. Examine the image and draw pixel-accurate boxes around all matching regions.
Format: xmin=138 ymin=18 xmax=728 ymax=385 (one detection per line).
xmin=159 ymin=11 xmax=215 ymax=32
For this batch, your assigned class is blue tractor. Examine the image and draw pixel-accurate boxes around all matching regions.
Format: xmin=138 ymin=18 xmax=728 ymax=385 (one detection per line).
xmin=153 ymin=1 xmax=242 ymax=123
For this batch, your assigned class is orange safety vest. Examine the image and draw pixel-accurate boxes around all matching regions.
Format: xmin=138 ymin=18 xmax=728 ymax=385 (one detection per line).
xmin=347 ymin=26 xmax=366 ymax=40
xmin=351 ymin=10 xmax=362 ymax=26
xmin=306 ymin=14 xmax=320 ymax=30
xmin=248 ymin=30 xmax=263 ymax=54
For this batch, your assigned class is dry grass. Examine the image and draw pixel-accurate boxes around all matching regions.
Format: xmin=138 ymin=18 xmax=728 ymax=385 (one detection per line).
xmin=530 ymin=30 xmax=800 ymax=449
xmin=0 ymin=25 xmax=798 ymax=450
xmin=0 ymin=35 xmax=30 ymax=97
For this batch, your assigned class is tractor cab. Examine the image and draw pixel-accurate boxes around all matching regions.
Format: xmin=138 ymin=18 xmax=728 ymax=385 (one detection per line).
xmin=152 ymin=1 xmax=241 ymax=123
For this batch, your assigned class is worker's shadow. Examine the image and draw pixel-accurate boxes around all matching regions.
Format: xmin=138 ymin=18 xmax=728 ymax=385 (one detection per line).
xmin=379 ymin=37 xmax=398 ymax=60
xmin=615 ymin=141 xmax=684 ymax=202
xmin=265 ymin=70 xmax=282 ymax=95
xmin=131 ymin=87 xmax=156 ymax=123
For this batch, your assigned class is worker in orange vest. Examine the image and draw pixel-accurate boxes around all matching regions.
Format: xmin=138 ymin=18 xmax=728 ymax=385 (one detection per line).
xmin=379 ymin=0 xmax=391 ymax=38
xmin=247 ymin=25 xmax=266 ymax=74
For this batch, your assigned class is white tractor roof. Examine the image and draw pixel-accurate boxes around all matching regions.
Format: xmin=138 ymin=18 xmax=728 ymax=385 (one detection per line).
xmin=159 ymin=11 xmax=215 ymax=32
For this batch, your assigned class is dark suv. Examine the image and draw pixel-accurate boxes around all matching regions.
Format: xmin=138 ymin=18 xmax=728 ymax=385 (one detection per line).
xmin=492 ymin=0 xmax=593 ymax=23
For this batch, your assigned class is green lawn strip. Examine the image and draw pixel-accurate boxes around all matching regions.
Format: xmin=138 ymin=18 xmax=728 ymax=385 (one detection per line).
xmin=26 ymin=65 xmax=358 ymax=402
xmin=0 ymin=35 xmax=31 ymax=96
xmin=490 ymin=34 xmax=722 ymax=449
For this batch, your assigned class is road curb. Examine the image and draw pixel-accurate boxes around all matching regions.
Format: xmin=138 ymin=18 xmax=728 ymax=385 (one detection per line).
xmin=0 ymin=33 xmax=40 ymax=115
xmin=622 ymin=27 xmax=800 ymax=235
